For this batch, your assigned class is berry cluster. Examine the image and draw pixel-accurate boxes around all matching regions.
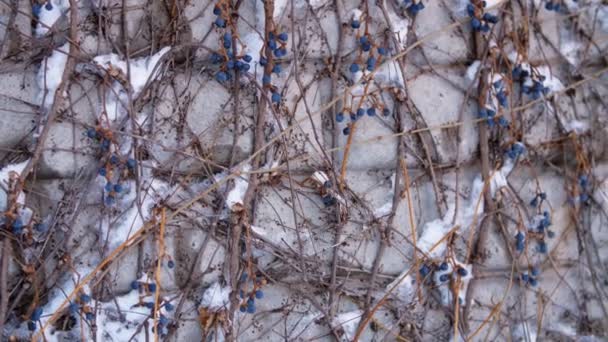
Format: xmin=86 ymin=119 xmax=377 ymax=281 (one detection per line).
xmin=26 ymin=307 xmax=43 ymax=331
xmin=98 ymin=154 xmax=136 ymax=207
xmin=520 ymin=267 xmax=539 ymax=287
xmin=479 ymin=107 xmax=508 ymax=128
xmin=403 ymin=0 xmax=425 ymax=16
xmin=87 ymin=126 xmax=137 ymax=207
xmin=336 ymin=106 xmax=390 ymax=136
xmin=238 ymin=272 xmax=266 ymax=314
xmin=419 ymin=261 xmax=470 ymax=285
xmin=261 ymin=31 xmax=289 ymax=105
xmin=32 ymin=1 xmax=53 ymax=17
xmin=130 ymin=280 xmax=157 ymax=293
xmin=512 ymin=64 xmax=550 ymax=100
xmin=529 ymin=192 xmax=547 ymax=208
xmin=466 ymin=2 xmax=498 ymax=33
xmin=67 ymin=292 xmax=95 ymax=323
xmin=212 ymin=50 xmax=253 ymax=83
xmin=517 ymin=211 xmax=551 ymax=253
xmin=576 ymin=174 xmax=591 ymax=204
xmin=213 ymin=2 xmax=228 ymax=28
xmin=492 ymin=79 xmax=509 ymax=109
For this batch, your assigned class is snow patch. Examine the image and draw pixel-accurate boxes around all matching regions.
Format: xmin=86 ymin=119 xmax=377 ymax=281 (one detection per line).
xmin=0 ymin=160 xmax=30 ymax=210
xmin=465 ymin=60 xmax=481 ymax=84
xmin=226 ymin=164 xmax=251 ymax=211
xmin=37 ymin=43 xmax=69 ymax=110
xmin=201 ymin=282 xmax=231 ymax=311
xmin=563 ymin=120 xmax=590 ymax=134
xmin=36 ymin=0 xmax=70 ymax=37
xmin=331 ymin=310 xmax=363 ymax=342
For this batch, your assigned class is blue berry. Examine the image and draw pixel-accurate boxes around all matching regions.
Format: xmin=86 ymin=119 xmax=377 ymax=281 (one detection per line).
xmin=322 ymin=195 xmax=336 ymax=206
xmin=343 ymin=126 xmax=350 ymax=135
xmin=515 ymin=231 xmax=525 ymax=242
xmin=528 ymin=277 xmax=538 ymax=287
xmin=278 ymin=32 xmax=288 ymax=41
xmin=215 ymin=71 xmax=228 ymax=82
xmin=110 ymin=155 xmax=120 ymax=165
xmin=480 ymin=23 xmax=490 ymax=32
xmin=145 ymin=302 xmax=155 ymax=309
xmin=239 ymin=305 xmax=247 ymax=312
xmin=359 ymin=36 xmax=369 ymax=45
xmin=272 ymin=64 xmax=282 ymax=74
xmin=579 ymin=175 xmax=588 ymax=187
xmin=45 ymin=1 xmax=53 ymax=10
xmin=407 ymin=2 xmax=424 ymax=15
xmin=439 ymin=262 xmax=449 ymax=271
xmin=466 ymin=3 xmax=475 ymax=16
xmin=213 ymin=6 xmax=221 ymax=15
xmin=377 ymin=47 xmax=387 ymax=56
xmin=497 ymin=91 xmax=508 ymax=107
xmin=104 ymin=182 xmax=113 ymax=192
xmin=105 ymin=194 xmax=116 ymax=207
xmin=531 ymin=266 xmax=540 ymax=276
xmin=262 ymin=74 xmax=271 ymax=85
xmin=537 ymin=241 xmax=547 ymax=254
xmin=246 ymin=298 xmax=256 ymax=313
xmin=85 ymin=312 xmax=95 ymax=321
xmin=214 ymin=18 xmax=226 ymax=28
xmin=493 ymin=80 xmax=503 ymax=89
xmin=361 ymin=42 xmax=371 ymax=52
xmin=457 ymin=267 xmax=468 ymax=277
xmin=439 ymin=274 xmax=450 ymax=282
xmin=350 ymin=63 xmax=360 ymax=73
xmin=349 ymin=113 xmax=357 ymax=121
xmin=28 ymin=321 xmax=36 ymax=331
xmin=547 ymin=230 xmax=555 ymax=238
xmin=33 ymin=4 xmax=42 ymax=17
xmin=367 ymin=108 xmax=376 ymax=116
xmin=356 ymin=108 xmax=365 ymax=117
xmin=336 ymin=112 xmax=345 ymax=122
xmin=382 ymin=108 xmax=390 ymax=116
xmin=101 ymin=139 xmax=110 ymax=150
xmin=243 ymin=54 xmax=252 ymax=62
xmin=148 ymin=283 xmax=157 ymax=292
xmin=478 ymin=108 xmax=488 ymax=118
xmin=130 ymin=281 xmax=139 ymax=290
xmin=419 ymin=264 xmax=430 ymax=277
xmin=259 ymin=57 xmax=268 ymax=66
xmin=366 ymin=57 xmax=376 ymax=71
xmin=530 ymin=197 xmax=539 ymax=207
xmin=167 ymin=260 xmax=175 ymax=268
xmin=471 ymin=17 xmax=481 ymax=30
xmin=351 ymin=20 xmax=360 ymax=29
xmin=159 ymin=315 xmax=169 ymax=326
xmin=69 ymin=302 xmax=80 ymax=314
xmin=226 ymin=60 xmax=235 ymax=69
xmin=31 ymin=307 xmax=43 ymax=321
xmin=240 ymin=63 xmax=251 ymax=72
xmin=86 ymin=128 xmax=97 ymax=139
xmin=516 ymin=239 xmax=525 ymax=252
xmin=240 ymin=272 xmax=248 ymax=282
xmin=255 ymin=290 xmax=264 ymax=299
xmin=482 ymin=13 xmax=498 ymax=24
xmin=80 ymin=294 xmax=91 ymax=303
xmin=126 ymin=158 xmax=136 ymax=169
xmin=99 ymin=167 xmax=107 ymax=176
xmin=114 ymin=183 xmax=123 ymax=193
xmin=274 ymin=48 xmax=287 ymax=58
xmin=521 ymin=273 xmax=529 ymax=282
xmin=268 ymin=39 xmax=277 ymax=50
xmin=545 ymin=1 xmax=554 ymax=10
xmin=498 ymin=117 xmax=509 ymax=127
xmin=271 ymin=92 xmax=281 ymax=103
xmin=164 ymin=303 xmax=174 ymax=311
xmin=11 ymin=218 xmax=24 ymax=234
